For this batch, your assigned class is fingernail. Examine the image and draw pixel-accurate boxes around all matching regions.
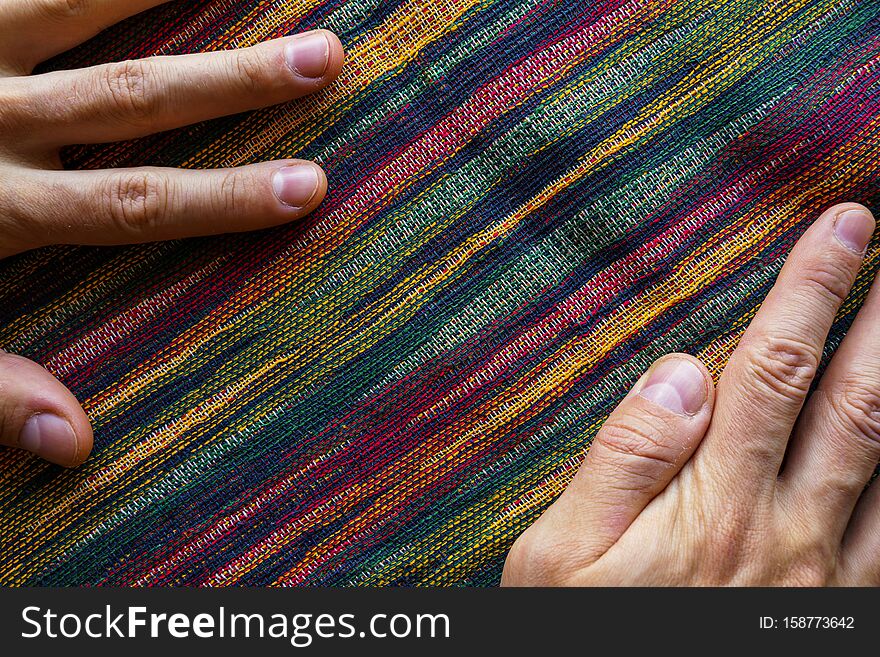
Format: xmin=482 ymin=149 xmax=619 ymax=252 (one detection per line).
xmin=284 ymin=31 xmax=330 ymax=78
xmin=833 ymin=208 xmax=875 ymax=253
xmin=19 ymin=413 xmax=78 ymax=464
xmin=638 ymin=358 xmax=706 ymax=416
xmin=272 ymin=165 xmax=320 ymax=208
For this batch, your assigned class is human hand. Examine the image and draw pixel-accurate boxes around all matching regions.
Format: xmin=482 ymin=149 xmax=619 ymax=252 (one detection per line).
xmin=0 ymin=0 xmax=344 ymax=466
xmin=502 ymin=202 xmax=880 ymax=586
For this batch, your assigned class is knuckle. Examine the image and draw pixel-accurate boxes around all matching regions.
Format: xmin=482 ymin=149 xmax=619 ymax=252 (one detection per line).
xmin=594 ymin=417 xmax=681 ymax=482
xmin=830 ymin=382 xmax=880 ymax=450
xmin=232 ymin=50 xmax=272 ymax=95
xmin=218 ymin=170 xmax=244 ymax=215
xmin=799 ymin=257 xmax=854 ymax=306
xmin=101 ymin=60 xmax=154 ymax=125
xmin=104 ymin=172 xmax=168 ymax=237
xmin=745 ymin=336 xmax=819 ymax=402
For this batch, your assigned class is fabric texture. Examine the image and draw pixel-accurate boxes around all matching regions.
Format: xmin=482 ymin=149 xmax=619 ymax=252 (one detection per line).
xmin=1 ymin=0 xmax=879 ymax=586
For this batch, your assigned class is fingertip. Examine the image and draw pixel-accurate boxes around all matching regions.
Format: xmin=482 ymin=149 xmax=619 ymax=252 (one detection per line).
xmin=270 ymin=160 xmax=327 ymax=213
xmin=66 ymin=408 xmax=94 ymax=468
xmin=827 ymin=202 xmax=875 ymax=254
xmin=320 ymin=29 xmax=345 ymax=81
xmin=312 ymin=162 xmax=329 ymax=206
xmin=283 ymin=29 xmax=344 ymax=85
xmin=20 ymin=394 xmax=93 ymax=468
xmin=635 ymin=353 xmax=714 ymax=417
xmin=0 ymin=352 xmax=93 ymax=467
xmin=20 ymin=411 xmax=92 ymax=468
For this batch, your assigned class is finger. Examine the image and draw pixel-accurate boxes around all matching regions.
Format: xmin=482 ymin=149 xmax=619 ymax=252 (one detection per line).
xmin=697 ymin=203 xmax=875 ymax=492
xmin=0 ymin=0 xmax=171 ymax=72
xmin=6 ymin=31 xmax=344 ymax=148
xmin=504 ymin=355 xmax=713 ymax=583
xmin=838 ymin=478 xmax=880 ymax=585
xmin=778 ymin=271 xmax=880 ymax=544
xmin=6 ymin=160 xmax=327 ymax=250
xmin=0 ymin=349 xmax=92 ymax=466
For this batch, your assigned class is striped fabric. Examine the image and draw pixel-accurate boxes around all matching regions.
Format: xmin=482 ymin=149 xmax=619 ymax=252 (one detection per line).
xmin=1 ymin=0 xmax=878 ymax=586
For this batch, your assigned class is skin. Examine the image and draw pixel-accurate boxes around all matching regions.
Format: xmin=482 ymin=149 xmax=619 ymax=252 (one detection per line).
xmin=0 ymin=3 xmax=877 ymax=587
xmin=503 ymin=204 xmax=880 ymax=586
xmin=0 ymin=0 xmax=344 ymax=466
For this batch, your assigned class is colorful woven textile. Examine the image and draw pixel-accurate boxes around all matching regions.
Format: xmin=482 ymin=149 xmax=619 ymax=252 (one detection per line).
xmin=0 ymin=0 xmax=878 ymax=586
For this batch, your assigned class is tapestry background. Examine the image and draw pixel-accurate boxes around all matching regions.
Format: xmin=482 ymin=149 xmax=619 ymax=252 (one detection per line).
xmin=1 ymin=0 xmax=878 ymax=585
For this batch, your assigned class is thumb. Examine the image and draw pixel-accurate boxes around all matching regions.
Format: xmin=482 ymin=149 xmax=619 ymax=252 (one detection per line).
xmin=508 ymin=354 xmax=714 ymax=581
xmin=0 ymin=349 xmax=93 ymax=467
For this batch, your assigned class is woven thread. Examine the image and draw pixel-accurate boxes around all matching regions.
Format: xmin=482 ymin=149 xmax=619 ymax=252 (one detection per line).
xmin=0 ymin=0 xmax=879 ymax=586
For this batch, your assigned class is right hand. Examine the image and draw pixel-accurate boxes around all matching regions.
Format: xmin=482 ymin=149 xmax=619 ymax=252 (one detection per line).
xmin=503 ymin=203 xmax=880 ymax=586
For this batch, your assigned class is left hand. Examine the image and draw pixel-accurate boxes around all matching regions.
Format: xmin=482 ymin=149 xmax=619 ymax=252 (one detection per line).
xmin=0 ymin=0 xmax=345 ymax=259
xmin=0 ymin=0 xmax=344 ymax=466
